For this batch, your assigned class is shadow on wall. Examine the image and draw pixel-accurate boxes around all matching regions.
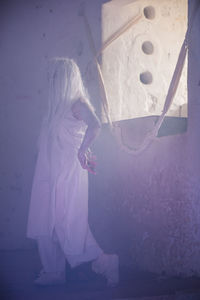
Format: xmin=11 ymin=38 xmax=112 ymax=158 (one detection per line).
xmin=89 ymin=116 xmax=188 ymax=271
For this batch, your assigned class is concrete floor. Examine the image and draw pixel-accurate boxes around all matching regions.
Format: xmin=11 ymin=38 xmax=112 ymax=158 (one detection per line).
xmin=0 ymin=249 xmax=200 ymax=300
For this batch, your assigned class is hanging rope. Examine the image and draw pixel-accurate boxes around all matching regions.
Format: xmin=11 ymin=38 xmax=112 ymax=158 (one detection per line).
xmin=82 ymin=2 xmax=199 ymax=155
xmin=95 ymin=14 xmax=142 ymax=58
xmin=113 ymin=36 xmax=188 ymax=155
xmin=83 ymin=14 xmax=112 ymax=125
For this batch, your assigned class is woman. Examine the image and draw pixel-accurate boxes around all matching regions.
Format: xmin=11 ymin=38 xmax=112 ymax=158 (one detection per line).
xmin=27 ymin=58 xmax=118 ymax=286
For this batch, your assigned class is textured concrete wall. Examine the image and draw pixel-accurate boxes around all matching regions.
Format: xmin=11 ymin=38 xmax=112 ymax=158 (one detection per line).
xmin=90 ymin=124 xmax=199 ymax=276
xmin=1 ymin=0 xmax=200 ymax=278
xmin=101 ymin=0 xmax=188 ymax=121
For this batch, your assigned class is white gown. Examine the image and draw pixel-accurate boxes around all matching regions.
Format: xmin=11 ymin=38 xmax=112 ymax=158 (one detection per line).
xmin=27 ymin=109 xmax=102 ymax=268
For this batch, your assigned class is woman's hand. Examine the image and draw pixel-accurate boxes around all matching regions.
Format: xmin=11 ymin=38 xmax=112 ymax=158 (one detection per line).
xmin=78 ymin=149 xmax=97 ymax=174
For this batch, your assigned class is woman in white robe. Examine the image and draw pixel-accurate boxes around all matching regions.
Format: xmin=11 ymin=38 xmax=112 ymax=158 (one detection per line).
xmin=27 ymin=58 xmax=118 ymax=286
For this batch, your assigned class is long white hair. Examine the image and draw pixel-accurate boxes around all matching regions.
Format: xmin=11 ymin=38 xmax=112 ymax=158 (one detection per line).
xmin=37 ymin=58 xmax=90 ymax=149
xmin=45 ymin=57 xmax=87 ymax=124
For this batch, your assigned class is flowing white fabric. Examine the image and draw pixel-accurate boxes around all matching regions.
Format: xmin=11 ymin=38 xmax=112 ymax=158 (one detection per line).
xmin=37 ymin=235 xmax=66 ymax=274
xmin=27 ymin=109 xmax=102 ymax=267
xmin=27 ymin=58 xmax=118 ymax=281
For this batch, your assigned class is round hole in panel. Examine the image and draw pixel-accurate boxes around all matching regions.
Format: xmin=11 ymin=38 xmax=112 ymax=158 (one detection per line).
xmin=142 ymin=41 xmax=154 ymax=55
xmin=143 ymin=6 xmax=155 ymax=20
xmin=140 ymin=71 xmax=153 ymax=85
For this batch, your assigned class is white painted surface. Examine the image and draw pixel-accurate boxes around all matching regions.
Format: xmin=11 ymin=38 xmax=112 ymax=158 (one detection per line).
xmin=101 ymin=0 xmax=188 ymax=121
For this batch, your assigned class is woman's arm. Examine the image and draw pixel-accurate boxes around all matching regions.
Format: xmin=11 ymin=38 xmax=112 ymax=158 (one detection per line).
xmin=71 ymin=98 xmax=101 ymax=173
